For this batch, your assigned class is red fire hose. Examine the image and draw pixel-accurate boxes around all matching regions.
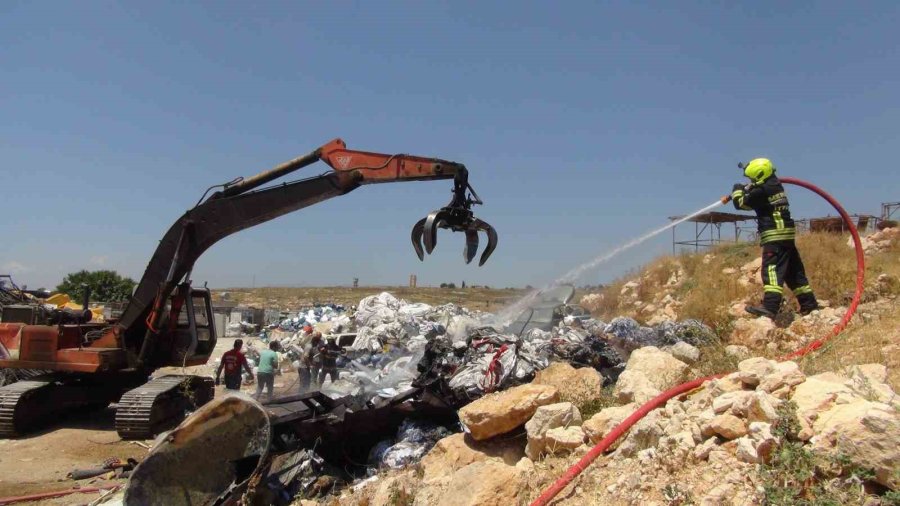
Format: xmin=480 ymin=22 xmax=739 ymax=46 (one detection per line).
xmin=530 ymin=177 xmax=866 ymax=506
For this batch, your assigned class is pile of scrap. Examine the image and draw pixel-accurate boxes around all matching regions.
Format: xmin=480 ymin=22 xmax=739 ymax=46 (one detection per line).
xmin=118 ymin=287 xmax=721 ymax=505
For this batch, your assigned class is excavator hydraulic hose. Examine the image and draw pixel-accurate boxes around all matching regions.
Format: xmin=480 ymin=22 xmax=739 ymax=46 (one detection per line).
xmin=529 ymin=176 xmax=866 ymax=506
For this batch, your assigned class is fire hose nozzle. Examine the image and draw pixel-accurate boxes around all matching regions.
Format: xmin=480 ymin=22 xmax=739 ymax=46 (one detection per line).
xmin=720 ymin=195 xmax=732 ymax=204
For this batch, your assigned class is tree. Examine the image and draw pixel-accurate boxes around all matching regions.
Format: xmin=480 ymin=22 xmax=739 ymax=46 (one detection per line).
xmin=56 ymin=270 xmax=137 ymax=302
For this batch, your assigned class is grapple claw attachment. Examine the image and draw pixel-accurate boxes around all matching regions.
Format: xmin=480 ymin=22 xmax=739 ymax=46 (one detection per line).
xmin=473 ymin=218 xmax=498 ymax=267
xmin=464 ymin=229 xmax=479 ymax=264
xmin=423 ymin=210 xmax=442 ymax=255
xmin=409 ymin=170 xmax=497 ymax=266
xmin=411 ymin=218 xmax=427 ymax=261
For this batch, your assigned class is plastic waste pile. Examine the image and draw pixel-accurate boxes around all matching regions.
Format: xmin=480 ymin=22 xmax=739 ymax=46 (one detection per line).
xmin=318 ymin=293 xmax=479 ymax=402
xmin=603 ymin=316 xmax=717 ymax=358
xmin=275 ymin=304 xmax=349 ymax=332
xmin=368 ymin=419 xmax=454 ymax=470
xmin=307 ymin=292 xmax=717 ymax=411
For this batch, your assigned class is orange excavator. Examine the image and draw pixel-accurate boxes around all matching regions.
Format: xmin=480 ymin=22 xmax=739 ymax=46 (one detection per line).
xmin=0 ymin=139 xmax=497 ymax=439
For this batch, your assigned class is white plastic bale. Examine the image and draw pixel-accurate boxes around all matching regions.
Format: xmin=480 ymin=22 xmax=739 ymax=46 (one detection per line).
xmin=447 ymin=344 xmax=518 ymax=396
xmin=397 ymin=303 xmax=433 ymax=318
xmin=350 ymin=327 xmax=382 ymax=352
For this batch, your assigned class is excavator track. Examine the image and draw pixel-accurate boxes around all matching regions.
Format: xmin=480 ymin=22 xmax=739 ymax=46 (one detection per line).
xmin=115 ymin=374 xmax=214 ymax=440
xmin=0 ymin=378 xmax=55 ymax=437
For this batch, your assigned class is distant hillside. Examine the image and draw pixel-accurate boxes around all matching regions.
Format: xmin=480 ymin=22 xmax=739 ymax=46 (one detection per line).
xmin=211 ymin=286 xmax=527 ymax=314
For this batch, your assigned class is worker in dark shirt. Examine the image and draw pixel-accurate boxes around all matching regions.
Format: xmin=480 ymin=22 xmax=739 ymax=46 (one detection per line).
xmin=216 ymin=339 xmax=254 ymax=390
xmin=318 ymin=335 xmax=342 ymax=386
xmin=731 ymin=158 xmax=820 ymax=319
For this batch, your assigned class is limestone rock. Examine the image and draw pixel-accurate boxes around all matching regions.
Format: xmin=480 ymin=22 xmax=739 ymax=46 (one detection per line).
xmin=524 ymin=402 xmax=582 ymax=460
xmin=712 ymin=391 xmax=753 ymax=414
xmin=659 ymin=430 xmax=696 ymax=461
xmin=843 ymin=364 xmax=898 ymax=405
xmin=414 ymin=460 xmax=524 ymax=506
xmin=737 ymin=357 xmax=777 ymax=387
xmin=514 ymin=456 xmax=534 ymax=472
xmin=749 ymin=422 xmax=777 ymax=463
xmin=701 ymin=483 xmax=736 ymax=506
xmin=614 ymin=346 xmax=689 ymax=403
xmin=732 ymin=391 xmax=780 ymax=424
xmin=844 ymin=363 xmax=888 ymax=384
xmin=724 ymin=345 xmax=751 ymax=360
xmin=419 ymin=433 xmax=524 ymax=483
xmin=582 ymin=403 xmax=637 ymax=445
xmin=740 ymin=257 xmax=762 ymax=275
xmin=532 ymin=362 xmax=604 ymax=405
xmin=707 ymin=374 xmax=745 ymax=397
xmin=796 ymin=415 xmax=815 ymax=442
xmin=668 ymin=341 xmax=701 ymax=364
xmin=616 ymin=408 xmax=665 ymax=457
xmin=542 ymin=426 xmax=585 ymax=455
xmin=693 ymin=436 xmax=720 ymax=461
xmin=459 ymin=384 xmax=559 ymax=441
xmin=729 ymin=319 xmax=776 ymax=349
xmin=735 ymin=436 xmax=758 ymax=463
xmin=709 ymin=414 xmax=748 ymax=440
xmin=790 ymin=376 xmax=855 ymax=419
xmin=812 ymin=400 xmax=900 ymax=490
xmin=613 ymin=369 xmax=660 ymax=404
xmin=758 ymin=361 xmax=805 ymax=393
xmin=370 ymin=470 xmax=417 ymax=506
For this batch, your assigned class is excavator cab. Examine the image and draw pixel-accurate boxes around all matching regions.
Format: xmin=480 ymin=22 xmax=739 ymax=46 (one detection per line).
xmin=173 ymin=287 xmax=217 ymax=361
xmin=152 ymin=285 xmax=217 ymax=366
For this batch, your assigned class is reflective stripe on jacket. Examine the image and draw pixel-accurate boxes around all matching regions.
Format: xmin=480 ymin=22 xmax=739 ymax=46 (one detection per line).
xmin=732 ymin=176 xmax=796 ymax=244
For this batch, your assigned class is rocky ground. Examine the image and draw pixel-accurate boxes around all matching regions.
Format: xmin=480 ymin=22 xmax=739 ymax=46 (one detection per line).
xmin=330 ymin=347 xmax=898 ymax=506
xmin=315 ymin=230 xmax=900 ymax=506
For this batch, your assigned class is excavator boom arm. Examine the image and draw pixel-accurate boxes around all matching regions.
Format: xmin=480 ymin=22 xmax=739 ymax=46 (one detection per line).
xmin=118 ymin=139 xmax=496 ymax=366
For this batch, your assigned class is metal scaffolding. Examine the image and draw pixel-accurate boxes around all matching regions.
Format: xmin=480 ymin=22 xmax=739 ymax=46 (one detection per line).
xmin=669 ymin=211 xmax=755 ymax=253
xmin=882 ymin=202 xmax=900 ymax=222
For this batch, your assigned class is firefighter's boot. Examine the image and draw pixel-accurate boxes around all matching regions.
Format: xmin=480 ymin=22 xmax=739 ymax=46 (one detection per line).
xmin=745 ymin=305 xmax=776 ymax=319
xmin=797 ymin=293 xmax=820 ymax=316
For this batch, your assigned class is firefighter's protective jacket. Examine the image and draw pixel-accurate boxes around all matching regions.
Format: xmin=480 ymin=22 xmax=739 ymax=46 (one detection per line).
xmin=732 ymin=176 xmax=796 ymax=244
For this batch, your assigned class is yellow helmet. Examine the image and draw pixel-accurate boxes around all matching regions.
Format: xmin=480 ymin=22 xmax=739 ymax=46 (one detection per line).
xmin=742 ymin=158 xmax=775 ymax=184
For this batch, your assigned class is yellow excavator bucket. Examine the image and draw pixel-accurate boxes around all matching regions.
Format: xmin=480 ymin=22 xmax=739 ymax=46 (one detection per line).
xmin=45 ymin=293 xmax=71 ymax=306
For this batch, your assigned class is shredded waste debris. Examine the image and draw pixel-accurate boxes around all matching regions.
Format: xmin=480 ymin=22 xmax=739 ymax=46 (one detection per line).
xmin=122 ymin=288 xmax=720 ymax=505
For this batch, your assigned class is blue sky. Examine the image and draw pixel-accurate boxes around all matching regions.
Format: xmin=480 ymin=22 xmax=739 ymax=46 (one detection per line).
xmin=2 ymin=2 xmax=898 ymax=291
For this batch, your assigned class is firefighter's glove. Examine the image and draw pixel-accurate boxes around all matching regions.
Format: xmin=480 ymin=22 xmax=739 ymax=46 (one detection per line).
xmin=732 ymin=183 xmax=745 ymax=192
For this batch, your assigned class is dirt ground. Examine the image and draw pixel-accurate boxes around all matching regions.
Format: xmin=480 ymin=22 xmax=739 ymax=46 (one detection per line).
xmin=0 ymin=406 xmax=148 ymax=504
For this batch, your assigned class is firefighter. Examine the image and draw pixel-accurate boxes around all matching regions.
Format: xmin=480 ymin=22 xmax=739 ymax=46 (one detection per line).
xmin=731 ymin=158 xmax=820 ymax=319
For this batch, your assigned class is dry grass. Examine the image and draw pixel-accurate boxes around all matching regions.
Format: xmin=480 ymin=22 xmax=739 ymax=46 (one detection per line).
xmin=798 ymin=300 xmax=900 ymax=391
xmin=587 ymin=232 xmax=898 ymax=328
